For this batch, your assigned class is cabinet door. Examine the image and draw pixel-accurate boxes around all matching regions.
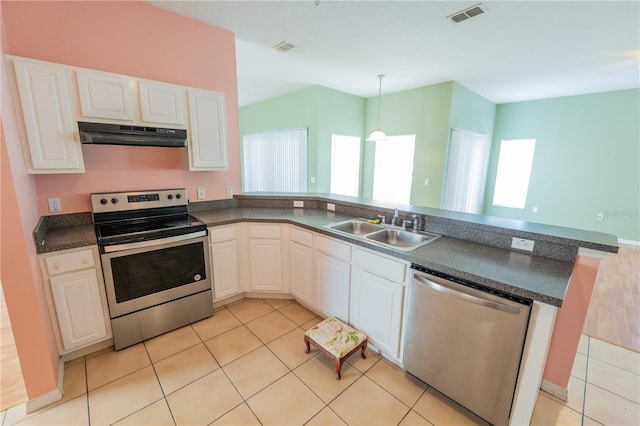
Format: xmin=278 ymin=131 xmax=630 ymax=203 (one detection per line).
xmin=249 ymin=239 xmax=283 ymax=291
xmin=210 ymin=240 xmax=240 ymax=301
xmin=12 ymin=59 xmax=83 ymax=172
xmin=350 ymin=268 xmax=404 ymax=358
xmin=139 ymin=81 xmax=186 ymax=126
xmin=290 ymin=241 xmax=313 ymax=306
xmin=315 ymin=252 xmax=350 ymax=322
xmin=76 ymin=70 xmax=133 ymax=121
xmin=187 ymin=89 xmax=227 ymax=170
xmin=49 ymin=269 xmax=109 ymax=352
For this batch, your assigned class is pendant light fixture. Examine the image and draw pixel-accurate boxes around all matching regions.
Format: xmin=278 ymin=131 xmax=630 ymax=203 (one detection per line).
xmin=366 ymin=74 xmax=387 ymax=142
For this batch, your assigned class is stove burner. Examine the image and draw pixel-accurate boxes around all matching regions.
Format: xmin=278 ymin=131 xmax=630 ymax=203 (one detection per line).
xmin=91 ymin=189 xmax=207 ymax=249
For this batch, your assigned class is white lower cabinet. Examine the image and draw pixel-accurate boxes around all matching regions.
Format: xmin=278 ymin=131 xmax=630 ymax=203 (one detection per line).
xmin=209 ymin=225 xmax=241 ymax=301
xmin=350 ymin=247 xmax=408 ymax=360
xmin=314 ymin=236 xmax=351 ymax=322
xmin=248 ymin=224 xmax=284 ymax=292
xmin=39 ymin=247 xmax=111 ymax=354
xmin=289 ymin=227 xmax=314 ymax=306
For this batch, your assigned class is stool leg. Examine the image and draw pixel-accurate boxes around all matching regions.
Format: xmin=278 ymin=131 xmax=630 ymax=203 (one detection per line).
xmin=334 ymin=358 xmax=343 ymax=380
xmin=361 ymin=340 xmax=368 ymax=359
xmin=304 ymin=335 xmax=311 ymax=354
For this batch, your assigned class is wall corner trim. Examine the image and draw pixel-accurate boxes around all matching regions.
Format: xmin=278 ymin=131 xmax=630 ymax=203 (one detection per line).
xmin=25 ymin=359 xmax=64 ymax=413
xmin=540 ymin=378 xmax=569 ymax=402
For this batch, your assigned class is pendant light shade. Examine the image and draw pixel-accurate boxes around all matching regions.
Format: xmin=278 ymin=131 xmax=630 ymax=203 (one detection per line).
xmin=366 ymin=74 xmax=387 ymax=142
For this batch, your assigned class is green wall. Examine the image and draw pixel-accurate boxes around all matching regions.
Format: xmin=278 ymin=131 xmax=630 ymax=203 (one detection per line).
xmin=240 ymin=83 xmax=638 ymax=241
xmin=446 ymin=82 xmax=497 ymax=209
xmin=239 ymin=86 xmax=365 ymax=193
xmin=362 ymin=82 xmax=454 ymax=207
xmin=484 ymin=89 xmax=640 ymax=241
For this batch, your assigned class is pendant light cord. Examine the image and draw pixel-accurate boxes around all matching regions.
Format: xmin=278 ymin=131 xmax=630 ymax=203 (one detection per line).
xmin=376 ymin=74 xmax=384 ymax=128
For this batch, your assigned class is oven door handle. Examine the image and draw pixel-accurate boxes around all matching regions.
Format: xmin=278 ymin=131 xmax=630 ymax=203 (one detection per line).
xmin=102 ymin=230 xmax=207 ymax=253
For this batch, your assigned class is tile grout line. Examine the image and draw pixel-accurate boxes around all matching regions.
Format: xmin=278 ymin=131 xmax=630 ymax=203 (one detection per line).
xmin=581 ymin=335 xmax=590 ymax=426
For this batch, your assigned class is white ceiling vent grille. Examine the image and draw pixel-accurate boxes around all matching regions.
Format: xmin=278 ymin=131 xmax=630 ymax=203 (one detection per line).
xmin=448 ymin=3 xmax=488 ymax=23
xmin=273 ymin=41 xmax=297 ymax=52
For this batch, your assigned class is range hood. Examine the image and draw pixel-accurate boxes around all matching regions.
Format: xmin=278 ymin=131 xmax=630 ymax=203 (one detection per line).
xmin=78 ymin=122 xmax=187 ymax=148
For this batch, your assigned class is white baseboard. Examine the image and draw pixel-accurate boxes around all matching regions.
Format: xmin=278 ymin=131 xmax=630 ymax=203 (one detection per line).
xmin=26 ymin=360 xmax=63 ymax=413
xmin=540 ymin=378 xmax=568 ymax=402
xmin=618 ymin=238 xmax=640 ymax=247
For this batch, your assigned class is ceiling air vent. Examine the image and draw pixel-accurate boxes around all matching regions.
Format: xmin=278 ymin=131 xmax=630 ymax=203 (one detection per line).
xmin=273 ymin=41 xmax=296 ymax=53
xmin=448 ymin=3 xmax=488 ymax=23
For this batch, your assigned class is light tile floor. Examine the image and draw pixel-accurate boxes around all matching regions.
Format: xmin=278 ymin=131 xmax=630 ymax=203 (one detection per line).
xmin=2 ymin=298 xmax=639 ymax=425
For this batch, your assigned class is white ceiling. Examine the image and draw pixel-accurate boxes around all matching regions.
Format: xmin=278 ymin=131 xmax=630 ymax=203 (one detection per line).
xmin=148 ymin=1 xmax=640 ymax=106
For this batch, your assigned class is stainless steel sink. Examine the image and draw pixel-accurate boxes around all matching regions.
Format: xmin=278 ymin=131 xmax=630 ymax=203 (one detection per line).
xmin=329 ymin=219 xmax=384 ymax=235
xmin=326 ymin=219 xmax=440 ymax=251
xmin=366 ymin=229 xmax=439 ymax=251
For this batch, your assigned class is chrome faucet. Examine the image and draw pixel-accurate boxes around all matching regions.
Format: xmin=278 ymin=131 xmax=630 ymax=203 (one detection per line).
xmin=392 ymin=208 xmax=399 ymax=226
xmin=412 ymin=214 xmax=420 ymax=232
xmin=376 ymin=214 xmax=386 ymax=224
xmin=402 ymin=219 xmax=411 ymax=230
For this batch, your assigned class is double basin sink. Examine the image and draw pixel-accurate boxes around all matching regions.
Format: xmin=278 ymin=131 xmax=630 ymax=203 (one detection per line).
xmin=326 ymin=219 xmax=440 ymax=252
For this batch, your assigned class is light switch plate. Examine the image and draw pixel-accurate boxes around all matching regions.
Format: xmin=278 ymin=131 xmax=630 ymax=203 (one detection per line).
xmin=226 ymin=187 xmax=233 ymax=198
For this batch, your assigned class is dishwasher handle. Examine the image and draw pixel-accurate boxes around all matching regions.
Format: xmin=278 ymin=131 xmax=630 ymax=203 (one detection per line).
xmin=413 ymin=273 xmax=521 ymax=315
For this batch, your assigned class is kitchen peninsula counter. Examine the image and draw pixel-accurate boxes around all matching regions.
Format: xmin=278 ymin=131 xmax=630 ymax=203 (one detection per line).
xmin=34 ymin=193 xmax=619 ymax=307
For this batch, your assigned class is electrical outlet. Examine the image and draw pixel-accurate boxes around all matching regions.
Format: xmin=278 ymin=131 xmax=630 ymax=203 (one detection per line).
xmin=197 ymin=187 xmax=206 ymax=200
xmin=293 ymin=200 xmax=304 ymax=208
xmin=327 ymin=203 xmax=336 ymax=211
xmin=596 ymin=213 xmax=604 ymax=221
xmin=48 ymin=197 xmax=62 ymax=212
xmin=424 ymin=178 xmax=430 ymax=186
xmin=226 ymin=187 xmax=233 ymax=198
xmin=511 ymin=237 xmax=534 ymax=252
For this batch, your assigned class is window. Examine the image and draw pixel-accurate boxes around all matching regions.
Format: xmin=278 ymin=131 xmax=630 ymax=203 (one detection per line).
xmin=492 ymin=138 xmax=536 ymax=209
xmin=242 ymin=128 xmax=308 ymax=192
xmin=442 ymin=129 xmax=490 ymax=214
xmin=372 ymin=135 xmax=416 ymax=204
xmin=330 ymin=134 xmax=361 ymax=197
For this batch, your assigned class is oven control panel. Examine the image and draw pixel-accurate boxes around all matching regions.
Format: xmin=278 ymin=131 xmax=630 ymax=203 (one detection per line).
xmin=91 ymin=189 xmax=188 ymax=213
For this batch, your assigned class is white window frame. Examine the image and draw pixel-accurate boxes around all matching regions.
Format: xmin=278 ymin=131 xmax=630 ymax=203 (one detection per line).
xmin=372 ymin=135 xmax=416 ymax=205
xmin=492 ymin=138 xmax=536 ymax=209
xmin=330 ymin=134 xmax=361 ymax=197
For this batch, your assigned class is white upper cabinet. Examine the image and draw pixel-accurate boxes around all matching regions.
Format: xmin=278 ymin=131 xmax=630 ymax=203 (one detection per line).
xmin=187 ymin=88 xmax=228 ymax=171
xmin=11 ymin=58 xmax=84 ymax=173
xmin=139 ymin=80 xmax=186 ymax=126
xmin=8 ymin=55 xmax=229 ymax=174
xmin=76 ymin=70 xmax=134 ymax=121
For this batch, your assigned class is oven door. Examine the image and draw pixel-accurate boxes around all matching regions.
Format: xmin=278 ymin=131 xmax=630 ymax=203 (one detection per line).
xmin=100 ymin=233 xmax=211 ymax=318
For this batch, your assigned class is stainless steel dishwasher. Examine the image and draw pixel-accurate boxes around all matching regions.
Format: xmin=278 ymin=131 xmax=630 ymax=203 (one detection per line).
xmin=404 ymin=264 xmax=532 ymax=426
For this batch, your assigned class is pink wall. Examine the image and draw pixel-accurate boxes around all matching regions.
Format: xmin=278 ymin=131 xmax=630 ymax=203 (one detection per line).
xmin=3 ymin=0 xmax=242 ymax=215
xmin=543 ymin=255 xmax=602 ymax=388
xmin=1 ymin=4 xmax=61 ymax=398
xmin=1 ymin=0 xmax=242 ymax=403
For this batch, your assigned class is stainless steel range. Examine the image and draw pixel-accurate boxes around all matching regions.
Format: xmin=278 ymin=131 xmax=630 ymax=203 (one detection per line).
xmin=92 ymin=188 xmax=212 ymax=350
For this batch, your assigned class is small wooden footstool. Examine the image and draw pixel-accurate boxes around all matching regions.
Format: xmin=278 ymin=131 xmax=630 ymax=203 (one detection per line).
xmin=304 ymin=317 xmax=368 ymax=379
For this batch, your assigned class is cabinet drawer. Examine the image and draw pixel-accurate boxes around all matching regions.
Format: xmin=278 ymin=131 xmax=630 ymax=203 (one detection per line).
xmin=316 ymin=235 xmax=351 ymax=261
xmin=45 ymin=249 xmax=95 ymax=276
xmin=249 ymin=224 xmax=281 ymax=239
xmin=290 ymin=227 xmax=313 ymax=247
xmin=353 ymin=248 xmax=407 ymax=283
xmin=209 ymin=226 xmax=236 ymax=243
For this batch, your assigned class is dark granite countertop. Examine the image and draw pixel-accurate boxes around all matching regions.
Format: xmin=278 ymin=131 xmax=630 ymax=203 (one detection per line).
xmin=191 ymin=207 xmax=573 ymax=306
xmin=36 ymin=194 xmax=618 ymax=307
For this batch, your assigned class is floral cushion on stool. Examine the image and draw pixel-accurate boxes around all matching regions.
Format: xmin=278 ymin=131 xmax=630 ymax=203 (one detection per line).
xmin=304 ymin=317 xmax=368 ymax=379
